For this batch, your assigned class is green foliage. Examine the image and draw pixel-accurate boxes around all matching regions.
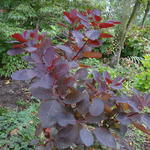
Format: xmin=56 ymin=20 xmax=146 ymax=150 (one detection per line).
xmin=0 ymin=54 xmax=28 ymax=77
xmin=122 ymin=26 xmax=150 ymax=57
xmin=0 ymin=104 xmax=39 ymax=150
xmin=134 ymin=55 xmax=150 ymax=92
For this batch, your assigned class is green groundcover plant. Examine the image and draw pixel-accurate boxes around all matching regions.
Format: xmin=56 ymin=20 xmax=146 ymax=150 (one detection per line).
xmin=0 ymin=104 xmax=38 ymax=150
xmin=8 ymin=9 xmax=150 ymax=150
xmin=135 ymin=55 xmax=150 ymax=92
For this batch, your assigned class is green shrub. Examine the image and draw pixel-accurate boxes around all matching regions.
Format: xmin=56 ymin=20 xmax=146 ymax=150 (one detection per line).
xmin=0 ymin=104 xmax=39 ymax=150
xmin=0 ymin=54 xmax=28 ymax=77
xmin=134 ymin=55 xmax=150 ymax=92
xmin=122 ymin=26 xmax=150 ymax=57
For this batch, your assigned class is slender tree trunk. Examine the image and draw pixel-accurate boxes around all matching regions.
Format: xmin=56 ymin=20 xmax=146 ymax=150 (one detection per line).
xmin=141 ymin=0 xmax=150 ymax=26
xmin=114 ymin=0 xmax=141 ymax=65
xmin=126 ymin=0 xmax=141 ymax=29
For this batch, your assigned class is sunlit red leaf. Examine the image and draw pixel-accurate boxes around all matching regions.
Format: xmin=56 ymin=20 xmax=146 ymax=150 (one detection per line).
xmin=91 ymin=22 xmax=99 ymax=27
xmin=11 ymin=33 xmax=27 ymax=42
xmin=79 ymin=63 xmax=91 ymax=68
xmin=75 ymin=24 xmax=84 ymax=30
xmin=100 ymin=33 xmax=113 ymax=38
xmin=64 ymin=11 xmax=77 ymax=23
xmin=38 ymin=35 xmax=44 ymax=40
xmin=83 ymin=51 xmax=102 ymax=58
xmin=99 ymin=23 xmax=114 ymax=28
xmin=94 ymin=15 xmax=102 ymax=22
xmin=87 ymin=39 xmax=100 ymax=45
xmin=30 ymin=32 xmax=36 ymax=38
xmin=106 ymin=78 xmax=112 ymax=84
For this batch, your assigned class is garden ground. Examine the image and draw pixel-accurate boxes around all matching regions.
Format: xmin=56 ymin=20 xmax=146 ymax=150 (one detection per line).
xmin=0 ymin=78 xmax=31 ymax=108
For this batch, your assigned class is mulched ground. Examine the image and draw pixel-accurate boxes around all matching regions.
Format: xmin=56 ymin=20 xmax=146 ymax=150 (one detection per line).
xmin=0 ymin=78 xmax=31 ymax=108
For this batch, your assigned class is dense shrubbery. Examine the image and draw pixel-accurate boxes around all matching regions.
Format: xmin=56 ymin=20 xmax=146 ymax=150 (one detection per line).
xmin=0 ymin=104 xmax=38 ymax=150
xmin=7 ymin=9 xmax=150 ymax=150
xmin=135 ymin=55 xmax=150 ymax=92
xmin=122 ymin=26 xmax=150 ymax=57
xmin=0 ymin=54 xmax=27 ymax=77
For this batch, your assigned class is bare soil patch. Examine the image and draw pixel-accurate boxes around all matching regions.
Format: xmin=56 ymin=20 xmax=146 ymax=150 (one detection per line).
xmin=0 ymin=78 xmax=31 ymax=108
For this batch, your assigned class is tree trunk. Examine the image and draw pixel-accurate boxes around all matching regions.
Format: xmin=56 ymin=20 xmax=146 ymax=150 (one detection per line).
xmin=114 ymin=0 xmax=141 ymax=65
xmin=126 ymin=0 xmax=141 ymax=29
xmin=141 ymin=0 xmax=150 ymax=26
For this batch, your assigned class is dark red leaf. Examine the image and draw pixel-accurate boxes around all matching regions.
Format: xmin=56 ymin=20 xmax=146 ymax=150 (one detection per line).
xmin=13 ymin=43 xmax=25 ymax=48
xmin=30 ymin=32 xmax=36 ymax=38
xmin=103 ymin=72 xmax=112 ymax=84
xmin=100 ymin=33 xmax=113 ymax=38
xmin=64 ymin=11 xmax=77 ymax=23
xmin=75 ymin=24 xmax=84 ymax=30
xmin=38 ymin=35 xmax=44 ymax=41
xmin=94 ymin=15 xmax=102 ymax=22
xmin=11 ymin=33 xmax=27 ymax=42
xmin=99 ymin=23 xmax=114 ymax=28
xmin=87 ymin=39 xmax=101 ymax=45
xmin=91 ymin=22 xmax=99 ymax=27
